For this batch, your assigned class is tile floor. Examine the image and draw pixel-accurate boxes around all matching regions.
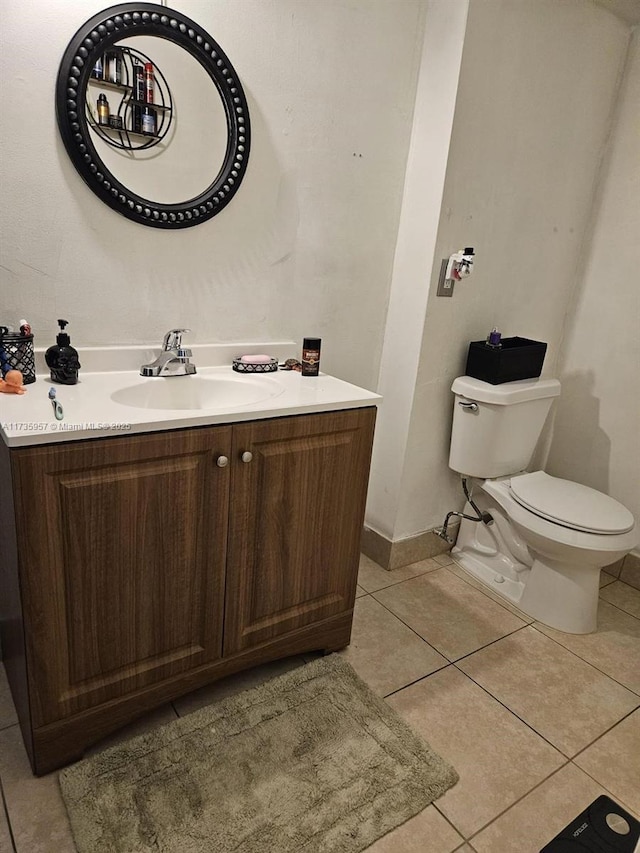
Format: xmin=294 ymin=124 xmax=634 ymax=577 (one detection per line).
xmin=1 ymin=552 xmax=639 ymax=852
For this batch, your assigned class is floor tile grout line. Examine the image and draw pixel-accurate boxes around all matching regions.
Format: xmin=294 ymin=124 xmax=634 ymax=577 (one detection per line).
xmin=454 ymin=637 xmax=639 ymax=759
xmin=357 ymin=564 xmax=442 ymax=596
xmin=596 ymin=592 xmax=640 ymax=623
xmin=425 ymin=799 xmax=467 ymax=848
xmin=391 ymin=610 xmax=531 ymax=670
xmin=620 ymin=582 xmax=640 ymax=597
xmin=369 ymin=570 xmax=533 ymax=664
xmin=604 ymin=576 xmax=640 ymax=594
xmin=570 ymin=704 xmax=640 ymax=762
xmin=528 ymin=623 xmax=640 ymax=697
xmin=449 ymin=759 xmax=574 ymax=844
xmin=358 ymin=559 xmax=440 ymax=585
xmin=361 ymin=589 xmax=601 ymax=816
xmin=367 ymin=579 xmax=456 ymax=659
xmin=0 ymin=777 xmax=17 ymax=853
xmin=450 ymin=656 xmax=574 ymax=759
xmin=382 ymin=660 xmax=454 ymax=700
xmin=447 ymin=621 xmax=531 ymax=667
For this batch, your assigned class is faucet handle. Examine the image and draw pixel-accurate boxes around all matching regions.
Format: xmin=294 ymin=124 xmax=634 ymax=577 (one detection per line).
xmin=162 ymin=328 xmax=191 ymax=351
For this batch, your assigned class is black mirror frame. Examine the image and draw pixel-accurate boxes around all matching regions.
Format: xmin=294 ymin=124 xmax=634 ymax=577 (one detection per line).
xmin=56 ymin=3 xmax=251 ymax=229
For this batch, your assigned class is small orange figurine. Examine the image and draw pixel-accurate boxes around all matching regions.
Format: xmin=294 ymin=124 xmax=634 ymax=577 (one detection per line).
xmin=0 ymin=369 xmax=27 ymax=394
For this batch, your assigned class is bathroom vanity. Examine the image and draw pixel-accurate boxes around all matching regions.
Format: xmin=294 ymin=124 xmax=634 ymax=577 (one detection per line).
xmin=0 ymin=356 xmax=378 ymax=774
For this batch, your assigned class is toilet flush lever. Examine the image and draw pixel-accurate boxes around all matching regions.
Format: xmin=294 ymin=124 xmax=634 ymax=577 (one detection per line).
xmin=459 ymin=401 xmax=479 ymax=413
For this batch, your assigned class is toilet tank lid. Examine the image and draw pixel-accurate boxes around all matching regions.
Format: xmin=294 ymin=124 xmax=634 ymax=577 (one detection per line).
xmin=451 ymin=376 xmax=561 ymax=405
xmin=510 ymin=471 xmax=635 ymax=534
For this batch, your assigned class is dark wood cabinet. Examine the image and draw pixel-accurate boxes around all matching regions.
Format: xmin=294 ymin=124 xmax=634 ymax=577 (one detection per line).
xmin=11 ymin=427 xmax=232 ymax=728
xmin=0 ymin=407 xmax=375 ymax=774
xmin=225 ymin=410 xmax=373 ymax=654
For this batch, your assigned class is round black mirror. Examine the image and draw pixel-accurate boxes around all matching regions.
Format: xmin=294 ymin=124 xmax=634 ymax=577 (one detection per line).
xmin=56 ymin=3 xmax=251 ymax=229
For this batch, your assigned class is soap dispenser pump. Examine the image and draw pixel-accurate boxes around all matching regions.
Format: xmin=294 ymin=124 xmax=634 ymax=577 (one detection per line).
xmin=45 ymin=319 xmax=81 ymax=385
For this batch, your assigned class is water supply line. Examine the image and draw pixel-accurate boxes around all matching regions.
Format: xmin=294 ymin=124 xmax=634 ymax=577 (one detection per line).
xmin=435 ymin=477 xmax=494 ymax=544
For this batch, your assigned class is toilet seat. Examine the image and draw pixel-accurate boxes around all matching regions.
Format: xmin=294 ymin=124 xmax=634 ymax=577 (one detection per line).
xmin=482 ymin=476 xmax=638 ymax=558
xmin=509 ymin=471 xmax=634 ymax=535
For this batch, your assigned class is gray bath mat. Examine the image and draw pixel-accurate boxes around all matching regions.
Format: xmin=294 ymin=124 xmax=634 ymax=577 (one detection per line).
xmin=59 ymin=655 xmax=458 ymax=852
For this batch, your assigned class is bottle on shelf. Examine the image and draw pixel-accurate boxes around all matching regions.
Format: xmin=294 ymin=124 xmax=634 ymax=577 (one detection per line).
xmin=92 ymin=54 xmax=103 ymax=80
xmin=105 ymin=50 xmax=122 ymax=85
xmin=144 ymin=62 xmax=154 ymax=103
xmin=97 ymin=93 xmax=110 ymax=126
xmin=141 ymin=106 xmax=157 ymax=136
xmin=132 ymin=62 xmax=144 ymax=132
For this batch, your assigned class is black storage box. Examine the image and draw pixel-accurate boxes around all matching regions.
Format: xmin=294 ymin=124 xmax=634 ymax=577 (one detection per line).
xmin=465 ymin=336 xmax=547 ymax=385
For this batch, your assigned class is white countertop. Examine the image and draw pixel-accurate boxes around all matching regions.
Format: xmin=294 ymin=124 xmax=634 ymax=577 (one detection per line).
xmin=0 ymin=354 xmax=381 ymax=448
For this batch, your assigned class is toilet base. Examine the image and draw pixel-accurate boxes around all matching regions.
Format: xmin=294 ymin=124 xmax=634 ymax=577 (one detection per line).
xmin=452 ymin=494 xmax=602 ymax=634
xmin=453 ymin=543 xmax=600 ymax=634
xmin=451 ymin=548 xmax=527 ymax=607
xmin=453 ymin=496 xmax=532 ymax=608
xmin=519 ymin=557 xmax=599 ymax=634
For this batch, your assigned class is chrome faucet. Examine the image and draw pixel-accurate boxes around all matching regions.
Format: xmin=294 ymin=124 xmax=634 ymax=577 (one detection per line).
xmin=140 ymin=329 xmax=197 ymax=377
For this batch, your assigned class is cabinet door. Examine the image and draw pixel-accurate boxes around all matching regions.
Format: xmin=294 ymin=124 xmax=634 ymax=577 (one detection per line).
xmin=224 ymin=408 xmax=376 ymax=654
xmin=12 ymin=427 xmax=231 ymax=727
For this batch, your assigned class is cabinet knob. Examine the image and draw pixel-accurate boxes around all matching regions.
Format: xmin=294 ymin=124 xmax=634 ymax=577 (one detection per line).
xmin=241 ymin=451 xmax=253 ymax=463
xmin=216 ymin=455 xmax=229 ymax=468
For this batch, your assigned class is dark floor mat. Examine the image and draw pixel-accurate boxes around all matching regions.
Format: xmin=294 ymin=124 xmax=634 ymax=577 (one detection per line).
xmin=540 ymin=795 xmax=639 ymax=852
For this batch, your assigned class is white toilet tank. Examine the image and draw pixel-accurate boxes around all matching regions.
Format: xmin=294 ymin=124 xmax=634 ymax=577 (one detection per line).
xmin=449 ymin=376 xmax=561 ymax=478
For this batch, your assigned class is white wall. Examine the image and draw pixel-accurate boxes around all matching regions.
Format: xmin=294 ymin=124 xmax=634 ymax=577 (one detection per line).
xmin=372 ymin=0 xmax=630 ymax=541
xmin=366 ymin=0 xmax=469 ymax=540
xmin=547 ymin=28 xmax=640 ymax=525
xmin=0 ymin=0 xmax=425 ymax=392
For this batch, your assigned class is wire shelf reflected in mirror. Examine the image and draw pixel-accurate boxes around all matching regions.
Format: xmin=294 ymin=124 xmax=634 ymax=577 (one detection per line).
xmin=87 ymin=46 xmax=173 ymax=151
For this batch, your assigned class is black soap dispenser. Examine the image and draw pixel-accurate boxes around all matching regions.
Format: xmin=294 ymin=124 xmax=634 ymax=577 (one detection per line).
xmin=45 ymin=319 xmax=81 ymax=385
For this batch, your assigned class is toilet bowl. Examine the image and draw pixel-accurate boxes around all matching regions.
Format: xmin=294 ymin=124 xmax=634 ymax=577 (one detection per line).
xmin=449 ymin=376 xmax=637 ymax=634
xmin=454 ymin=473 xmax=636 ymax=633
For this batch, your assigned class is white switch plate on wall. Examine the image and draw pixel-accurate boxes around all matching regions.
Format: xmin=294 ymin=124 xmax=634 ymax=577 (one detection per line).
xmin=436 ymin=258 xmax=454 ymax=296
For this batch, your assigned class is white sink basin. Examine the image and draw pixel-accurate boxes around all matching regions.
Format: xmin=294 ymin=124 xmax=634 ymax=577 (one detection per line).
xmin=111 ymin=374 xmax=285 ymax=411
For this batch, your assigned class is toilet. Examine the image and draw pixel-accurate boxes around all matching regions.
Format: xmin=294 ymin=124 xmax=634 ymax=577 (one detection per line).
xmin=448 ymin=375 xmax=637 ymax=634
